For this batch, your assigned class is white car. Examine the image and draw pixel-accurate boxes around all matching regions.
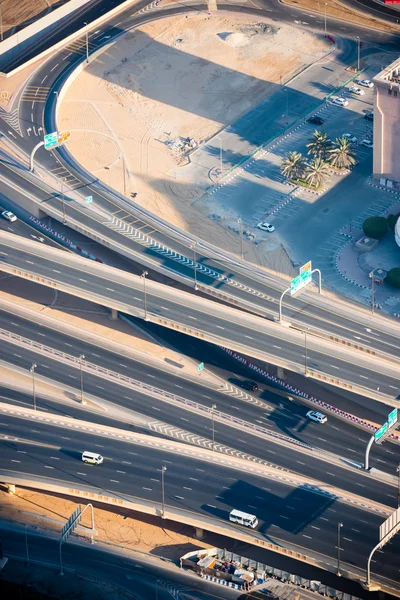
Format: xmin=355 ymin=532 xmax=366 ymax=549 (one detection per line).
xmin=349 ymin=86 xmax=365 ymax=96
xmin=359 ymin=79 xmax=374 ymax=88
xmin=331 ymin=97 xmax=349 ymax=107
xmin=1 ymin=210 xmax=17 ymax=222
xmin=306 ymin=410 xmax=328 ymax=424
xmin=361 ymin=139 xmax=373 ymax=148
xmin=343 ymin=133 xmax=357 ymax=143
xmin=257 ymin=222 xmax=275 ymax=232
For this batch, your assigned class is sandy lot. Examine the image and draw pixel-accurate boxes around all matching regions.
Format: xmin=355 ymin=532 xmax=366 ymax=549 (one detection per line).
xmin=1 ymin=0 xmax=66 ymax=36
xmin=59 ymin=14 xmax=329 ymax=276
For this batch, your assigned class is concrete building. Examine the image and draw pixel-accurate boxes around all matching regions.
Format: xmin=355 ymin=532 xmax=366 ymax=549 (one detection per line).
xmin=373 ymin=58 xmax=400 ymax=183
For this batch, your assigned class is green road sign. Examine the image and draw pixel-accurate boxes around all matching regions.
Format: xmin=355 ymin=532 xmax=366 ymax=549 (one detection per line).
xmin=198 ymin=362 xmax=204 ymax=372
xmin=388 ymin=408 xmax=398 ymax=429
xmin=44 ymin=131 xmax=58 ymax=149
xmin=290 ymin=261 xmax=312 ymax=296
xmin=85 ymin=196 xmax=93 ymax=204
xmin=374 ymin=422 xmax=388 ymax=442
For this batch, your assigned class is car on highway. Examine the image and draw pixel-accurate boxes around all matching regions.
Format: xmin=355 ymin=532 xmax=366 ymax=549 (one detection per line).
xmin=349 ymin=86 xmax=365 ymax=96
xmin=306 ymin=410 xmax=328 ymax=424
xmin=257 ymin=222 xmax=275 ymax=232
xmin=343 ymin=133 xmax=357 ymax=143
xmin=331 ymin=97 xmax=348 ymax=107
xmin=360 ymin=139 xmax=373 ymax=148
xmin=1 ymin=210 xmax=17 ymax=222
xmin=82 ymin=451 xmax=104 ymax=465
xmin=364 ymin=112 xmax=374 ymax=122
xmin=359 ymin=79 xmax=374 ymax=88
xmin=240 ymin=380 xmax=259 ymax=392
xmin=307 ymin=115 xmax=324 ymax=125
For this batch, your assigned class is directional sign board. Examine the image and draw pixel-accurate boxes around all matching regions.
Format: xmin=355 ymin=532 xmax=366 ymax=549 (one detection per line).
xmin=44 ymin=131 xmax=58 ymax=149
xmin=57 ymin=130 xmax=70 ymax=145
xmin=388 ymin=407 xmax=398 ymax=429
xmin=374 ymin=422 xmax=388 ymax=442
xmin=198 ymin=362 xmax=204 ymax=372
xmin=290 ymin=261 xmax=312 ymax=296
xmin=380 ymin=506 xmax=400 ymax=542
xmin=85 ymin=196 xmax=93 ymax=204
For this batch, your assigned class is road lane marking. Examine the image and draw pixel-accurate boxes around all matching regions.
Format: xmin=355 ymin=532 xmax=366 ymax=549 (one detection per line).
xmin=110 ymin=480 xmax=120 ymax=483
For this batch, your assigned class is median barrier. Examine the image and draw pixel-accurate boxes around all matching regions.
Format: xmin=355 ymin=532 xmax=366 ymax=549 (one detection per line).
xmin=221 ymin=347 xmax=400 ymax=443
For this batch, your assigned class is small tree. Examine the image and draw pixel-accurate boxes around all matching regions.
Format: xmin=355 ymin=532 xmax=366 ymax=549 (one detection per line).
xmin=281 ymin=151 xmax=306 ymax=181
xmin=328 ymin=137 xmax=357 ymax=170
xmin=386 ymin=268 xmax=400 ymax=289
xmin=304 ymin=157 xmax=331 ymax=189
xmin=363 ymin=216 xmax=389 ymax=239
xmin=306 ymin=130 xmax=331 ymax=159
xmin=387 ymin=213 xmax=400 ymax=231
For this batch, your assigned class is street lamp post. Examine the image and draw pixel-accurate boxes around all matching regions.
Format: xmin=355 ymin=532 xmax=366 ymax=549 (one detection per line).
xmin=211 ymin=403 xmax=217 ymax=451
xmin=0 ymin=4 xmax=3 ymax=42
xmin=25 ymin=524 xmax=30 ymax=564
xmin=337 ymin=522 xmax=343 ymax=576
xmin=161 ymin=465 xmax=167 ymax=518
xmin=324 ymin=3 xmax=327 ymax=36
xmin=237 ymin=217 xmax=243 ymax=260
xmin=79 ymin=354 xmax=85 ymax=403
xmin=30 ymin=363 xmax=37 ymax=411
xmin=191 ymin=243 xmax=198 ymax=290
xmin=141 ymin=270 xmax=148 ymax=320
xmin=61 ymin=178 xmax=67 ymax=224
xmin=84 ymin=22 xmax=89 ymax=63
xmin=356 ymin=36 xmax=360 ymax=71
xmin=304 ymin=330 xmax=308 ymax=375
xmin=397 ymin=463 xmax=400 ymax=508
xmin=369 ymin=269 xmax=377 ymax=314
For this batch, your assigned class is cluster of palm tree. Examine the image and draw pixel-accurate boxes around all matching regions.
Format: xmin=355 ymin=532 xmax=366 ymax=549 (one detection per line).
xmin=281 ymin=130 xmax=357 ymax=190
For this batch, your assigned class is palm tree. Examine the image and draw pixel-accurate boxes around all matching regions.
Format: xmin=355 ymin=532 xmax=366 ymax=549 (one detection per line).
xmin=328 ymin=137 xmax=357 ymax=169
xmin=281 ymin=151 xmax=306 ymax=181
xmin=305 ymin=157 xmax=331 ymax=189
xmin=306 ymin=130 xmax=331 ymax=159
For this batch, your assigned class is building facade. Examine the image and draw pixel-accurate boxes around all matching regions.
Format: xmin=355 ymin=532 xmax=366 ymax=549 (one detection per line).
xmin=373 ymin=58 xmax=400 ymax=183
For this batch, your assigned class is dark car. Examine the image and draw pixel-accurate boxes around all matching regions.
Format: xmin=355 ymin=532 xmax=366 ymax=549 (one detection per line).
xmin=364 ymin=112 xmax=374 ymax=122
xmin=307 ymin=115 xmax=324 ymax=125
xmin=240 ymin=380 xmax=259 ymax=392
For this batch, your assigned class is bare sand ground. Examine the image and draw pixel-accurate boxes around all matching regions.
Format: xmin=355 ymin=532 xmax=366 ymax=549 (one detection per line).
xmin=1 ymin=0 xmax=67 ymax=36
xmin=59 ymin=14 xmax=329 ymax=276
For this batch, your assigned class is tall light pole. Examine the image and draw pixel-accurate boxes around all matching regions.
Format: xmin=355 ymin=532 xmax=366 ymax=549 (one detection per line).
xmin=237 ymin=217 xmax=243 ymax=260
xmin=356 ymin=36 xmax=360 ymax=71
xmin=369 ymin=269 xmax=377 ymax=314
xmin=79 ymin=354 xmax=85 ymax=404
xmin=324 ymin=3 xmax=327 ymax=36
xmin=337 ymin=522 xmax=343 ymax=576
xmin=211 ymin=403 xmax=216 ymax=451
xmin=123 ymin=155 xmax=127 ymax=196
xmin=84 ymin=22 xmax=89 ymax=63
xmin=30 ymin=363 xmax=37 ymax=411
xmin=219 ymin=137 xmax=223 ymax=174
xmin=191 ymin=243 xmax=198 ymax=290
xmin=0 ymin=3 xmax=3 ymax=42
xmin=141 ymin=270 xmax=148 ymax=320
xmin=25 ymin=524 xmax=30 ymax=564
xmin=304 ymin=329 xmax=308 ymax=375
xmin=397 ymin=463 xmax=400 ymax=508
xmin=161 ymin=465 xmax=167 ymax=518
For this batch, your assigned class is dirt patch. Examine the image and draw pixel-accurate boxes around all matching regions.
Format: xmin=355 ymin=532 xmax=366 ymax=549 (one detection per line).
xmin=60 ymin=13 xmax=326 ymax=277
xmin=281 ymin=0 xmax=400 ymax=33
xmin=1 ymin=0 xmax=69 ymax=37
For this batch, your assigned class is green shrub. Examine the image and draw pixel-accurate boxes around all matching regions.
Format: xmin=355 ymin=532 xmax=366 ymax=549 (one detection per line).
xmin=387 ymin=213 xmax=400 ymax=231
xmin=386 ymin=268 xmax=400 ymax=289
xmin=362 ymin=216 xmax=389 ymax=239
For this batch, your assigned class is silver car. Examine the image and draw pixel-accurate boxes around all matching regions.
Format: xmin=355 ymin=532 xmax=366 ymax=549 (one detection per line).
xmin=1 ymin=210 xmax=17 ymax=222
xmin=306 ymin=410 xmax=328 ymax=424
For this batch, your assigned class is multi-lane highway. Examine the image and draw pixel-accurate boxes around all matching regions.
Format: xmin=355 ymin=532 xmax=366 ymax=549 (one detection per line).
xmin=0 ymin=306 xmax=398 ymax=506
xmin=1 ymin=231 xmax=399 ymax=401
xmin=1 ymin=413 xmax=399 ymax=585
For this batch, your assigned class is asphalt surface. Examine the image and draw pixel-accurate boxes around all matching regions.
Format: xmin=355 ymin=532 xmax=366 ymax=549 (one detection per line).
xmin=1 ymin=234 xmax=399 ymax=401
xmin=0 ymin=319 xmax=399 ymax=507
xmin=0 ymin=415 xmax=399 ymax=583
xmin=0 ymin=524 xmax=236 ymax=600
xmin=0 ymin=0 xmax=399 ymax=363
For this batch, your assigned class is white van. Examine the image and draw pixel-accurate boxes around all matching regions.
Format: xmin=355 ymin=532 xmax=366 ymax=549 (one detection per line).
xmin=229 ymin=509 xmax=258 ymax=529
xmin=82 ymin=451 xmax=103 ymax=465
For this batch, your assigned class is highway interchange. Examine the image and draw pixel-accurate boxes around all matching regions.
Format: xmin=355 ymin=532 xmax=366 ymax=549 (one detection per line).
xmin=0 ymin=0 xmax=399 ymax=596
